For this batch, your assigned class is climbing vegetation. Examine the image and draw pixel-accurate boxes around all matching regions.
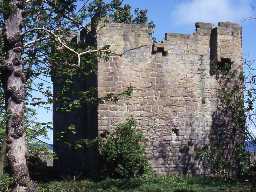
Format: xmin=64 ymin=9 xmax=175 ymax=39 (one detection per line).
xmin=198 ymin=60 xmax=250 ymax=179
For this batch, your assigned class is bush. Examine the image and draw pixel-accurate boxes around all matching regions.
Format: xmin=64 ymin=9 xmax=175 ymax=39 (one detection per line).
xmin=0 ymin=174 xmax=13 ymax=192
xmin=98 ymin=118 xmax=150 ymax=178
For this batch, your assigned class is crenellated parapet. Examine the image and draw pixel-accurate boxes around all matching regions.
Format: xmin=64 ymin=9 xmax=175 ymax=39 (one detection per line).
xmin=210 ymin=22 xmax=242 ymax=64
xmin=195 ymin=22 xmax=213 ymax=35
xmin=96 ymin=21 xmax=242 ymax=68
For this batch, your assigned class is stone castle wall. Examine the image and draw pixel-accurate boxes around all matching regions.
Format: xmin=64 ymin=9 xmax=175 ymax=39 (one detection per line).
xmin=53 ymin=21 xmax=243 ymax=176
xmin=96 ymin=22 xmax=242 ymax=174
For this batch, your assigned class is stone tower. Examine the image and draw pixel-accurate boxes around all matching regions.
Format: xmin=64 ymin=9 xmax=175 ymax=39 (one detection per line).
xmin=53 ymin=22 xmax=244 ymax=176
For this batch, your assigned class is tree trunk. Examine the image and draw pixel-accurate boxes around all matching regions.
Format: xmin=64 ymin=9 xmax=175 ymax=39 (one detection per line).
xmin=4 ymin=1 xmax=34 ymax=191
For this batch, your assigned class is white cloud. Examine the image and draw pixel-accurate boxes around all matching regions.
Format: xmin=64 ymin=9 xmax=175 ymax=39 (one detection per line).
xmin=171 ymin=0 xmax=253 ymax=25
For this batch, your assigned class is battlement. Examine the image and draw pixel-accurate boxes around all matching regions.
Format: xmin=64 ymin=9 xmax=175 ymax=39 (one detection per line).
xmin=195 ymin=22 xmax=213 ymax=30
xmin=164 ymin=22 xmax=213 ymax=41
xmin=210 ymin=22 xmax=242 ymax=65
xmin=165 ymin=33 xmax=191 ymax=40
xmin=212 ymin=22 xmax=241 ymax=39
xmin=195 ymin=22 xmax=213 ymax=36
xmin=97 ymin=21 xmax=241 ymax=63
xmin=97 ymin=20 xmax=241 ymax=37
xmin=218 ymin=21 xmax=241 ymax=30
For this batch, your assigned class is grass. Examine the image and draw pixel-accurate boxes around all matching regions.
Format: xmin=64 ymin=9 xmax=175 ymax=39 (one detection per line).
xmin=38 ymin=176 xmax=255 ymax=192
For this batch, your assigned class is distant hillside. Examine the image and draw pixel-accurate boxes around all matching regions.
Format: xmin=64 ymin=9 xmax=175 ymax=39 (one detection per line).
xmin=245 ymin=141 xmax=256 ymax=153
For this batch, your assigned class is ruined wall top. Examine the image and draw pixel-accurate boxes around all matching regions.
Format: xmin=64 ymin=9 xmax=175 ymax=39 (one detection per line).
xmin=96 ymin=21 xmax=242 ymax=59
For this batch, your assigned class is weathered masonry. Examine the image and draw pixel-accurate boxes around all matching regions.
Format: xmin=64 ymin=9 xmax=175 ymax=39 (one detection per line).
xmin=53 ymin=22 xmax=243 ymax=176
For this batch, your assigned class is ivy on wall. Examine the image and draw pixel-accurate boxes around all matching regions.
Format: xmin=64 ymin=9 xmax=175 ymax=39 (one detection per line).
xmin=198 ymin=59 xmax=249 ymax=178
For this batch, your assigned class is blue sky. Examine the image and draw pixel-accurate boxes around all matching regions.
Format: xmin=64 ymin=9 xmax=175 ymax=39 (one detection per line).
xmin=39 ymin=0 xmax=256 ymax=144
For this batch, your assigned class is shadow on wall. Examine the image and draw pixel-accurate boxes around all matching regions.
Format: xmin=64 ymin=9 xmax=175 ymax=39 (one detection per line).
xmin=53 ymin=76 xmax=99 ymax=178
xmin=177 ymin=141 xmax=198 ymax=175
xmin=175 ymin=135 xmax=210 ymax=176
xmin=209 ymin=57 xmax=245 ymax=178
xmin=173 ymin=59 xmax=244 ymax=177
xmin=52 ymin=28 xmax=101 ymax=178
xmin=153 ymin=126 xmax=209 ymax=175
xmin=154 ymin=139 xmax=172 ymax=174
xmin=52 ymin=53 xmax=99 ymax=178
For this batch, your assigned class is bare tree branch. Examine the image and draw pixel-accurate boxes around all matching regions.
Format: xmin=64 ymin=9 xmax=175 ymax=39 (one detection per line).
xmin=23 ymin=27 xmax=111 ymax=66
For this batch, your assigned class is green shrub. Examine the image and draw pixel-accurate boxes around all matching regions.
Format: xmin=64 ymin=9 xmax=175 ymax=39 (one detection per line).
xmin=98 ymin=118 xmax=150 ymax=178
xmin=0 ymin=174 xmax=13 ymax=192
xmin=38 ymin=180 xmax=92 ymax=192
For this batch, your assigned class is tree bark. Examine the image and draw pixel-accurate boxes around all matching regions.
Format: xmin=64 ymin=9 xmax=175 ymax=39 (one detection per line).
xmin=4 ymin=1 xmax=34 ymax=191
